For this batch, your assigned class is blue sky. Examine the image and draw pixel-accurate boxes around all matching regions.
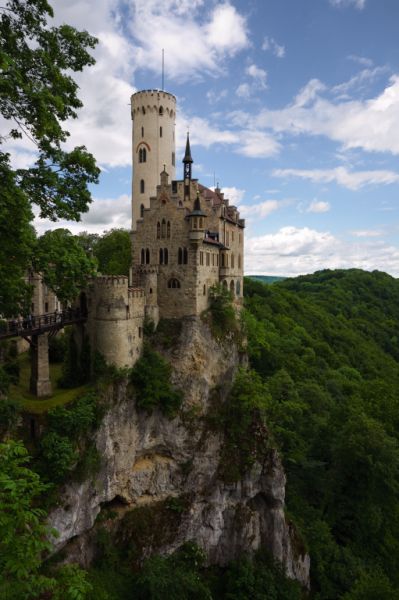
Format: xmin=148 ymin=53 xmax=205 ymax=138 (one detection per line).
xmin=19 ymin=0 xmax=399 ymax=275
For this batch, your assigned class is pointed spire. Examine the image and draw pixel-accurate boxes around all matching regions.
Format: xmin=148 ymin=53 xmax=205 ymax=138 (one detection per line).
xmin=183 ymin=132 xmax=193 ymax=164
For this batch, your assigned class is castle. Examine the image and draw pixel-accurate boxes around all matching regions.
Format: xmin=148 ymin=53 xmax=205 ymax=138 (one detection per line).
xmin=86 ymin=89 xmax=245 ymax=368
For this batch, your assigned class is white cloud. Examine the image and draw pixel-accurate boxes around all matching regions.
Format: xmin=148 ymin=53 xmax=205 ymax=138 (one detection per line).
xmin=236 ymin=83 xmax=251 ymax=98
xmin=238 ymin=200 xmax=287 ymax=219
xmin=306 ymin=200 xmax=331 ymax=213
xmin=34 ymin=194 xmax=131 ymax=236
xmin=246 ymin=64 xmax=267 ymax=88
xmin=262 ymin=36 xmax=285 ymax=58
xmin=332 ymin=66 xmax=387 ymax=96
xmin=347 ymin=54 xmax=373 ymax=67
xmin=350 ymin=229 xmax=384 ymax=237
xmin=236 ymin=130 xmax=281 ymax=158
xmin=329 ymin=0 xmax=366 ymax=10
xmin=273 ymin=166 xmax=399 ymax=190
xmin=220 ymin=187 xmax=246 ymax=206
xmin=245 ymin=226 xmax=399 ymax=277
xmin=127 ymin=0 xmax=249 ymax=82
xmin=233 ymin=74 xmax=399 ymax=157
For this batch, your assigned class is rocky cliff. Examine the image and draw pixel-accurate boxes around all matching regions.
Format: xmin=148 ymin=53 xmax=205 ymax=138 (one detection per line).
xmin=49 ymin=317 xmax=310 ymax=587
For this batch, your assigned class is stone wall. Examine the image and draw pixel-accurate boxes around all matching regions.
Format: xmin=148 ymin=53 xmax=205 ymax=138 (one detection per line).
xmin=86 ymin=276 xmax=145 ymax=369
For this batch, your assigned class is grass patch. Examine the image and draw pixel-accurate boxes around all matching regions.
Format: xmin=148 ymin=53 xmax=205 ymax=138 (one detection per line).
xmin=8 ymin=352 xmax=92 ymax=414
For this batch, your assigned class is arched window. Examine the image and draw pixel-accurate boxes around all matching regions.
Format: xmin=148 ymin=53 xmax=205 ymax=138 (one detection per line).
xmin=140 ymin=179 xmax=145 ymax=194
xmin=183 ymin=248 xmax=188 ymax=264
xmin=238 ymin=254 xmax=242 ymax=269
xmin=157 ymin=222 xmax=161 ymax=239
xmin=222 ymin=280 xmax=228 ymax=289
xmin=159 ymin=106 xmax=163 ymax=115
xmin=160 ymin=126 xmax=163 ymax=137
xmin=142 ymin=148 xmax=146 ymax=162
xmin=167 ymin=221 xmax=171 ymax=238
xmin=203 ymin=284 xmax=206 ymax=296
xmin=159 ymin=248 xmax=164 ymax=264
xmin=178 ymin=247 xmax=183 ymax=265
xmin=230 ymin=280 xmax=235 ymax=296
xmin=168 ymin=278 xmax=180 ymax=288
xmin=231 ymin=254 xmax=235 ymax=268
xmin=164 ymin=248 xmax=168 ymax=265
xmin=141 ymin=248 xmax=145 ymax=265
xmin=141 ymin=126 xmax=144 ymax=138
xmin=139 ymin=148 xmax=142 ymax=163
xmin=236 ymin=280 xmax=241 ymax=296
xmin=161 ymin=219 xmax=166 ymax=238
xmin=146 ymin=248 xmax=150 ymax=264
xmin=140 ymin=203 xmax=144 ymax=218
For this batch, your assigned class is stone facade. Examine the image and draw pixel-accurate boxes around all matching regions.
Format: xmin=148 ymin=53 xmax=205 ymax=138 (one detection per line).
xmin=87 ymin=88 xmax=245 ymax=366
xmin=85 ymin=276 xmax=144 ymax=369
xmin=131 ymin=171 xmax=245 ymax=320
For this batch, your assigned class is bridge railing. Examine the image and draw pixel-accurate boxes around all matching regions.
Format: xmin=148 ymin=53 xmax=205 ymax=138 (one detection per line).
xmin=0 ymin=308 xmax=86 ymax=340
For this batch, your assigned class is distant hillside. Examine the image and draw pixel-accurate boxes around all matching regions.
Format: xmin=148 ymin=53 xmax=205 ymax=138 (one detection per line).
xmin=247 ymin=275 xmax=286 ymax=284
xmin=243 ymin=268 xmax=399 ymax=598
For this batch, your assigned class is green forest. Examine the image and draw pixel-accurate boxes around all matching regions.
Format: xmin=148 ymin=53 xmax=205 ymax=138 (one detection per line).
xmin=2 ymin=268 xmax=399 ymax=598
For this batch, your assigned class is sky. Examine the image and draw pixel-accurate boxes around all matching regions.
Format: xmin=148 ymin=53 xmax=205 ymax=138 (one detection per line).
xmin=13 ymin=0 xmax=399 ymax=276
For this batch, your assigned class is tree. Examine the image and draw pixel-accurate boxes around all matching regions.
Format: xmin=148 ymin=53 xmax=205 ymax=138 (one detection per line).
xmin=0 ymin=440 xmax=92 ymax=599
xmin=35 ymin=228 xmax=97 ymax=305
xmin=0 ymin=0 xmax=100 ymax=315
xmin=93 ymin=229 xmax=132 ymax=277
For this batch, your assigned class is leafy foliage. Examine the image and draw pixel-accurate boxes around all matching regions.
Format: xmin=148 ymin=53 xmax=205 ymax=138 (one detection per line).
xmin=243 ymin=270 xmax=399 ymax=597
xmin=130 ymin=344 xmax=183 ymax=417
xmin=93 ymin=229 xmax=132 ymax=276
xmin=0 ymin=0 xmax=99 ymax=315
xmin=35 ymin=229 xmax=97 ymax=305
xmin=0 ymin=440 xmax=92 ymax=598
xmin=207 ymin=284 xmax=237 ymax=338
xmin=39 ymin=391 xmax=101 ymax=483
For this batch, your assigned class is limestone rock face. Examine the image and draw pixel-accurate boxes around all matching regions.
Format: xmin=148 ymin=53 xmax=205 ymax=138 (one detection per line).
xmin=49 ymin=318 xmax=310 ymax=588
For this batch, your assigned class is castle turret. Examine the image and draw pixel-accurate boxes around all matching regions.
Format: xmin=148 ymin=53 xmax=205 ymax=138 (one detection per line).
xmin=131 ymin=90 xmax=176 ymax=230
xmin=183 ymin=132 xmax=193 ymax=201
xmin=188 ymin=190 xmax=206 ymax=243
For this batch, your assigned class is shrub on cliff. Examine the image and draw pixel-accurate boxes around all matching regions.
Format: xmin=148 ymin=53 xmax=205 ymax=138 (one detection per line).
xmin=130 ymin=344 xmax=182 ymax=418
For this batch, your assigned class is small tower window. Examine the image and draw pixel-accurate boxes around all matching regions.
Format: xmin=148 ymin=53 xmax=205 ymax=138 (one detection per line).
xmin=140 ymin=203 xmax=144 ymax=218
xmin=157 ymin=222 xmax=161 ymax=239
xmin=142 ymin=106 xmax=145 ymax=114
xmin=172 ymin=152 xmax=175 ymax=166
xmin=203 ymin=284 xmax=206 ymax=296
xmin=160 ymin=126 xmax=163 ymax=137
xmin=168 ymin=278 xmax=180 ymax=289
xmin=167 ymin=221 xmax=171 ymax=238
xmin=159 ymin=106 xmax=163 ymax=116
xmin=140 ymin=179 xmax=145 ymax=193
xmin=146 ymin=248 xmax=150 ymax=264
xmin=178 ymin=248 xmax=183 ymax=265
xmin=141 ymin=126 xmax=144 ymax=138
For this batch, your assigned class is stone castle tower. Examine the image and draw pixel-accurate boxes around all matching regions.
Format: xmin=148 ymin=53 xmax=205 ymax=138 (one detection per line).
xmin=87 ymin=88 xmax=245 ymax=369
xmin=131 ymin=90 xmax=176 ymax=230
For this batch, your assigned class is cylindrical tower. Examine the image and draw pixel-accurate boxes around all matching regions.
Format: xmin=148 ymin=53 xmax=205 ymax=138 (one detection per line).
xmin=131 ymin=89 xmax=176 ymax=230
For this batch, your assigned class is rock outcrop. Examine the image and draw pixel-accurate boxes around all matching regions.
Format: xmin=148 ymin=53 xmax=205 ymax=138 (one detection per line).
xmin=49 ymin=317 xmax=310 ymax=587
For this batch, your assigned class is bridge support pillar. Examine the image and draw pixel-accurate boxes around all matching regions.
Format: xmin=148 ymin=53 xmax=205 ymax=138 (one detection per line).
xmin=30 ymin=334 xmax=52 ymax=398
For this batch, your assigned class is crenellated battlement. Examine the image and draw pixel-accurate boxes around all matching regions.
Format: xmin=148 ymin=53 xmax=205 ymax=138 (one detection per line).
xmin=94 ymin=275 xmax=129 ymax=287
xmin=128 ymin=287 xmax=145 ymax=299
